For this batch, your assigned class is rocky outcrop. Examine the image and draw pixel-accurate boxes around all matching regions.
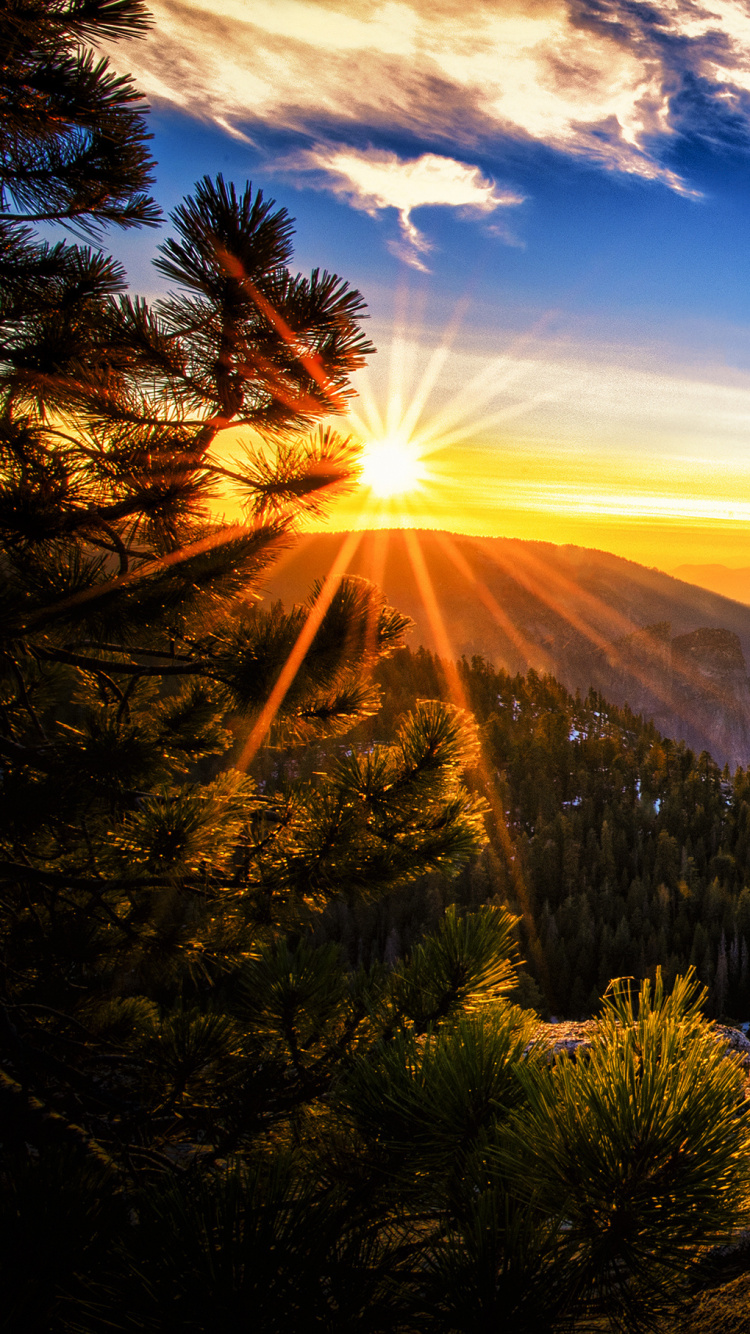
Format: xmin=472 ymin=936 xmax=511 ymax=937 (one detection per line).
xmin=673 ymin=629 xmax=750 ymax=767
xmin=674 ymin=627 xmax=749 ymax=682
xmin=587 ymin=623 xmax=750 ymax=770
xmin=532 ymin=1020 xmax=750 ymax=1069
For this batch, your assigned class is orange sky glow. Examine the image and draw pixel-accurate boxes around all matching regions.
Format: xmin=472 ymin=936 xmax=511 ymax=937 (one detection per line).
xmin=322 ymin=436 xmax=750 ymax=571
xmin=218 ymin=333 xmax=750 ymax=573
xmin=101 ymin=0 xmax=750 ymax=763
xmin=313 ymin=312 xmax=750 ymax=573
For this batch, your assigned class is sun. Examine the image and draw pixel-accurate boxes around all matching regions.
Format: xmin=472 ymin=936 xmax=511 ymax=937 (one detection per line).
xmin=360 ymin=435 xmax=425 ymax=498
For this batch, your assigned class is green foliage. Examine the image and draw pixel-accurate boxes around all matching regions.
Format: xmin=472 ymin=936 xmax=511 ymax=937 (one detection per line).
xmin=107 ymin=1157 xmax=398 ymax=1333
xmin=140 ymin=1007 xmax=243 ymax=1112
xmin=502 ymin=970 xmax=749 ymax=1328
xmin=0 ymin=8 xmax=495 ymax=1329
xmin=342 ymin=646 xmax=750 ymax=1018
xmin=1 ymin=0 xmax=159 ymax=232
xmin=418 ymin=1184 xmax=561 ymax=1334
xmin=236 ymin=938 xmax=350 ymax=1066
xmin=390 ymin=903 xmax=520 ymax=1031
xmin=0 ymin=1147 xmax=124 ymax=1332
xmin=338 ymin=1005 xmax=537 ymax=1188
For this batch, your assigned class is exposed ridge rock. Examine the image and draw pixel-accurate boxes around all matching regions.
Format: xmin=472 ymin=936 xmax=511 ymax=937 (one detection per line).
xmin=531 ymin=1019 xmax=750 ymax=1068
xmin=594 ymin=624 xmax=750 ymax=769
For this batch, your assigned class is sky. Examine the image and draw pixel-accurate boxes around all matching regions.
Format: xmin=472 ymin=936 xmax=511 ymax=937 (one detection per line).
xmin=100 ymin=0 xmax=750 ymax=572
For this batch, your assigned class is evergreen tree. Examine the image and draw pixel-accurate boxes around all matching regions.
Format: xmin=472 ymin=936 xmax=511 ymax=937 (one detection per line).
xmin=0 ymin=7 xmax=488 ymax=1325
xmin=2 ymin=0 xmax=160 ymax=232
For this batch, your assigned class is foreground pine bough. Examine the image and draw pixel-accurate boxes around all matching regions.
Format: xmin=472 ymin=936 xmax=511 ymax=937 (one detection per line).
xmin=3 ymin=952 xmax=749 ymax=1332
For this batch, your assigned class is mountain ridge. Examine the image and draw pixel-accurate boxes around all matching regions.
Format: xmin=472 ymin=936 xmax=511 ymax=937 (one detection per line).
xmin=671 ymin=563 xmax=750 ymax=605
xmin=263 ymin=529 xmax=750 ymax=769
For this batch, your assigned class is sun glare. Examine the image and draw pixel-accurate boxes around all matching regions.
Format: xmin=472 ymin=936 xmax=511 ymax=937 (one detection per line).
xmin=360 ymin=436 xmax=424 ymax=498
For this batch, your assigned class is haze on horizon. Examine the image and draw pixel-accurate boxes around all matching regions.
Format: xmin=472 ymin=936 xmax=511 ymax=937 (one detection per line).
xmin=104 ymin=0 xmax=750 ymax=575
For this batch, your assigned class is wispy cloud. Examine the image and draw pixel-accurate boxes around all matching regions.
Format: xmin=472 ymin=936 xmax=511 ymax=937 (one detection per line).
xmin=104 ymin=0 xmax=750 ymax=201
xmin=349 ymin=325 xmax=750 ymax=463
xmin=285 ymin=146 xmax=523 ymax=268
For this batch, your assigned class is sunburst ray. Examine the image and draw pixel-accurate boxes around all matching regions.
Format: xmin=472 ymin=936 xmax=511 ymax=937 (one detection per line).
xmin=236 ymin=528 xmax=365 ymax=771
xmin=402 ymin=529 xmax=546 ymax=979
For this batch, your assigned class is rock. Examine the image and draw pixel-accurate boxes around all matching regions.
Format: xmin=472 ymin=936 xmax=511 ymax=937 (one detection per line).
xmin=591 ymin=623 xmax=750 ymax=771
xmin=528 ymin=1019 xmax=750 ymax=1068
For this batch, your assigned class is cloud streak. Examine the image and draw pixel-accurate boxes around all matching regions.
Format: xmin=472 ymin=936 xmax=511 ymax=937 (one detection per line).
xmin=102 ymin=0 xmax=750 ymax=207
xmin=350 ymin=326 xmax=750 ymax=463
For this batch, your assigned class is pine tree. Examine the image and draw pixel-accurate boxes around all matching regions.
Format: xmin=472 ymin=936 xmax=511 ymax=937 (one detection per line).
xmin=0 ymin=7 xmax=489 ymax=1325
xmin=2 ymin=0 xmax=161 ymax=232
xmin=500 ymin=971 xmax=749 ymax=1330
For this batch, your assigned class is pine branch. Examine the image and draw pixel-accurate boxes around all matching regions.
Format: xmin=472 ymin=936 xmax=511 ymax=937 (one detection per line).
xmin=33 ymin=646 xmax=206 ymax=675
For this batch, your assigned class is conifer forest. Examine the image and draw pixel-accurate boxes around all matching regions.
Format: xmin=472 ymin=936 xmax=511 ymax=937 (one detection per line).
xmin=3 ymin=3 xmax=750 ymax=1331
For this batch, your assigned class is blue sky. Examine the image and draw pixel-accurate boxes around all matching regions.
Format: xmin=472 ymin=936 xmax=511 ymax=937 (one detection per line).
xmin=102 ymin=0 xmax=750 ymax=568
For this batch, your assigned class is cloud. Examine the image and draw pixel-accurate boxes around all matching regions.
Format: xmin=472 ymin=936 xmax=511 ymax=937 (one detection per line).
xmin=286 ymin=146 xmax=523 ymax=268
xmin=101 ymin=0 xmax=750 ymax=198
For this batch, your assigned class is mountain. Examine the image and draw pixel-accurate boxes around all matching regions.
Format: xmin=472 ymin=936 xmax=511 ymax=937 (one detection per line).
xmin=262 ymin=529 xmax=750 ymax=769
xmin=671 ymin=563 xmax=750 ymax=606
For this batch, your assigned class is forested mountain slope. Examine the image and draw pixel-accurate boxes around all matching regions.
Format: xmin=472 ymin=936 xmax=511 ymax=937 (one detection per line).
xmin=312 ymin=647 xmax=750 ymax=1020
xmin=264 ymin=530 xmax=750 ymax=767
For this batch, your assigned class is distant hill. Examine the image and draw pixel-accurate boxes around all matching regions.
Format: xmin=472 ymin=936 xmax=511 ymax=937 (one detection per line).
xmin=262 ymin=529 xmax=750 ymax=769
xmin=672 ymin=563 xmax=750 ymax=606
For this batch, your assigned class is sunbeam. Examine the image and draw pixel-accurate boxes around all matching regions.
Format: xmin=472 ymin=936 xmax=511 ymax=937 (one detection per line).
xmin=26 ymin=523 xmax=263 ymax=629
xmin=256 ymin=279 xmax=747 ymax=782
xmin=339 ymin=292 xmax=570 ymax=535
xmin=507 ymin=536 xmax=738 ymax=713
xmin=402 ymin=529 xmax=547 ymax=980
xmin=473 ymin=535 xmax=736 ymax=737
xmin=433 ymin=532 xmax=553 ymax=673
xmin=237 ymin=528 xmax=364 ymax=771
xmin=326 ymin=282 xmax=750 ymax=575
xmin=475 ymin=534 xmax=684 ymax=713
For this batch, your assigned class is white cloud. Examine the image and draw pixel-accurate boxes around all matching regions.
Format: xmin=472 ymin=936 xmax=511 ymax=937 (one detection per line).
xmin=287 ymin=146 xmax=523 ymax=268
xmin=101 ymin=0 xmax=750 ymax=196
